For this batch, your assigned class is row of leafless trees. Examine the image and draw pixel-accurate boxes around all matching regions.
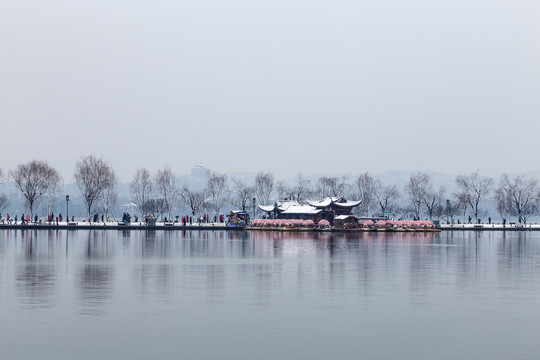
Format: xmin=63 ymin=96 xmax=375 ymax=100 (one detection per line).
xmin=362 ymin=171 xmax=540 ymax=224
xmin=0 ymin=160 xmax=63 ymax=218
xmin=250 ymin=171 xmax=540 ymax=224
xmin=0 ymin=156 xmax=117 ymax=220
xmin=2 ymin=157 xmax=540 ymax=223
xmin=130 ymin=167 xmax=180 ymax=220
xmin=130 ymin=170 xmax=275 ymax=220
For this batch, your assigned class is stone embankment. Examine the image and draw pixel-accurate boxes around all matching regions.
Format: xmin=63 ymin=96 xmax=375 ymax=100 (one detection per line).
xmin=0 ymin=222 xmax=233 ymax=231
xmin=1 ymin=222 xmax=538 ymax=231
xmin=441 ymin=223 xmax=540 ymax=231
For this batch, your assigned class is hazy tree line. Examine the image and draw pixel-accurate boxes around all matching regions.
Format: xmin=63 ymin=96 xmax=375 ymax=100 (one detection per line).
xmin=2 ymin=157 xmax=540 ymax=224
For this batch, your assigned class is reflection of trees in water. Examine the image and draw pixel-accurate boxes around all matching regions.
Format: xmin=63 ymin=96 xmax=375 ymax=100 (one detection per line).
xmin=16 ymin=230 xmax=58 ymax=308
xmin=132 ymin=264 xmax=171 ymax=298
xmin=236 ymin=263 xmax=274 ymax=307
xmin=132 ymin=232 xmax=176 ymax=298
xmin=8 ymin=228 xmax=540 ymax=316
xmin=172 ymin=230 xmax=258 ymax=259
xmin=16 ymin=263 xmax=57 ymax=308
xmin=452 ymin=232 xmax=483 ymax=289
xmin=0 ymin=231 xmax=7 ymax=255
xmin=407 ymin=233 xmax=438 ymax=294
xmin=77 ymin=263 xmax=114 ymax=314
xmin=83 ymin=231 xmax=114 ymax=260
xmin=330 ymin=230 xmax=540 ymax=302
xmin=78 ymin=232 xmax=114 ymax=315
xmin=22 ymin=229 xmax=61 ymax=260
xmin=140 ymin=230 xmax=172 ymax=258
xmin=498 ymin=231 xmax=540 ymax=284
xmin=205 ymin=264 xmax=226 ymax=304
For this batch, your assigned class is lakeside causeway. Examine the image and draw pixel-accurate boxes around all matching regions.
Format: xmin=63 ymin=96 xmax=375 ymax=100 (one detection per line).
xmin=0 ymin=223 xmax=538 ymax=231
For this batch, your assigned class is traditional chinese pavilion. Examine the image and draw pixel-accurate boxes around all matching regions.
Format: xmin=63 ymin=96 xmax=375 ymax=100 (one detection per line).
xmin=259 ymin=197 xmax=361 ymax=225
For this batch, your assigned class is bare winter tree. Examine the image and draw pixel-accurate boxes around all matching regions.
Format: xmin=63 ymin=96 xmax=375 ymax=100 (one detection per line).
xmin=0 ymin=168 xmax=7 ymax=214
xmin=277 ymin=180 xmax=294 ymax=200
xmin=206 ymin=172 xmax=228 ymax=219
xmin=393 ymin=205 xmax=414 ymax=220
xmin=99 ymin=173 xmax=118 ymax=220
xmin=317 ymin=176 xmax=350 ymax=198
xmin=405 ymin=172 xmax=430 ymax=219
xmin=74 ymin=155 xmax=117 ymax=220
xmin=432 ymin=200 xmax=446 ymax=220
xmin=443 ymin=198 xmax=460 ymax=224
xmin=496 ymin=174 xmax=540 ymax=224
xmin=154 ymin=167 xmax=178 ymax=220
xmin=231 ymin=178 xmax=255 ymax=211
xmin=455 ymin=172 xmax=494 ymax=223
xmin=0 ymin=194 xmax=8 ymax=213
xmin=201 ymin=196 xmax=212 ymax=219
xmin=293 ymin=173 xmax=313 ymax=202
xmin=373 ymin=180 xmax=400 ymax=217
xmin=42 ymin=165 xmax=63 ymax=216
xmin=11 ymin=160 xmax=61 ymax=218
xmin=130 ymin=168 xmax=153 ymax=218
xmin=255 ymin=171 xmax=274 ymax=205
xmin=276 ymin=173 xmax=313 ymax=202
xmin=495 ymin=188 xmax=512 ymax=223
xmin=456 ymin=192 xmax=470 ymax=223
xmin=356 ymin=173 xmax=376 ymax=216
xmin=423 ymin=185 xmax=445 ymax=220
xmin=143 ymin=198 xmax=168 ymax=220
xmin=181 ymin=185 xmax=207 ymax=219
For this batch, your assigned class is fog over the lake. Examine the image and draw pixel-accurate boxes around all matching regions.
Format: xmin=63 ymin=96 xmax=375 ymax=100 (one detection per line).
xmin=1 ymin=1 xmax=539 ymax=182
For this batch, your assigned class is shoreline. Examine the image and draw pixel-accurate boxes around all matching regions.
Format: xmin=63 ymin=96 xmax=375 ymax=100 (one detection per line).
xmin=0 ymin=223 xmax=537 ymax=231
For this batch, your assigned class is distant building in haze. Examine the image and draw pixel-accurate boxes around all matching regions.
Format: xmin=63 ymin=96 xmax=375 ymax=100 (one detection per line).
xmin=191 ymin=164 xmax=210 ymax=179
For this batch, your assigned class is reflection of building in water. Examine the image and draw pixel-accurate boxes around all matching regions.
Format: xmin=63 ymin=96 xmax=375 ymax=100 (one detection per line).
xmin=259 ymin=197 xmax=361 ymax=225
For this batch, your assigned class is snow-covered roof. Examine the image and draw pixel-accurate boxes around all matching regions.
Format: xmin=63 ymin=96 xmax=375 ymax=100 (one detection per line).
xmin=334 ymin=215 xmax=358 ymax=220
xmin=307 ymin=197 xmax=362 ymax=209
xmin=281 ymin=205 xmax=322 ymax=215
xmin=259 ymin=205 xmax=275 ymax=212
xmin=276 ymin=200 xmax=300 ymax=211
xmin=259 ymin=200 xmax=301 ymax=213
xmin=308 ymin=198 xmax=333 ymax=207
xmin=333 ymin=200 xmax=362 ymax=208
xmin=259 ymin=197 xmax=360 ymax=215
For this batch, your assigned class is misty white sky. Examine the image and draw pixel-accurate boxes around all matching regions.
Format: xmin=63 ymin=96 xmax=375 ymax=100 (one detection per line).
xmin=1 ymin=0 xmax=539 ymax=182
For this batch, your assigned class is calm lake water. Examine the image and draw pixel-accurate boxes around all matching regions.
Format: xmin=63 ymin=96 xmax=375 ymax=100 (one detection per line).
xmin=1 ymin=229 xmax=539 ymax=360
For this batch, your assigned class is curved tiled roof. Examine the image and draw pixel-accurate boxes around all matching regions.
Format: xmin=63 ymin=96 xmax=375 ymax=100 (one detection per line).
xmin=307 ymin=197 xmax=362 ymax=209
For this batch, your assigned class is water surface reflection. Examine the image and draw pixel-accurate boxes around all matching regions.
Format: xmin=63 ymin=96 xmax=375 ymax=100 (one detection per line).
xmin=0 ymin=229 xmax=540 ymax=360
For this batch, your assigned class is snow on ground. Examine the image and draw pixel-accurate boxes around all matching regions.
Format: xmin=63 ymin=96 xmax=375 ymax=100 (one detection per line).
xmin=441 ymin=223 xmax=540 ymax=230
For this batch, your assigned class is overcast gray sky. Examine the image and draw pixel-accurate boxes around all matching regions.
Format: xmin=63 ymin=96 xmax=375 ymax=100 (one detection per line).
xmin=1 ymin=0 xmax=539 ymax=182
